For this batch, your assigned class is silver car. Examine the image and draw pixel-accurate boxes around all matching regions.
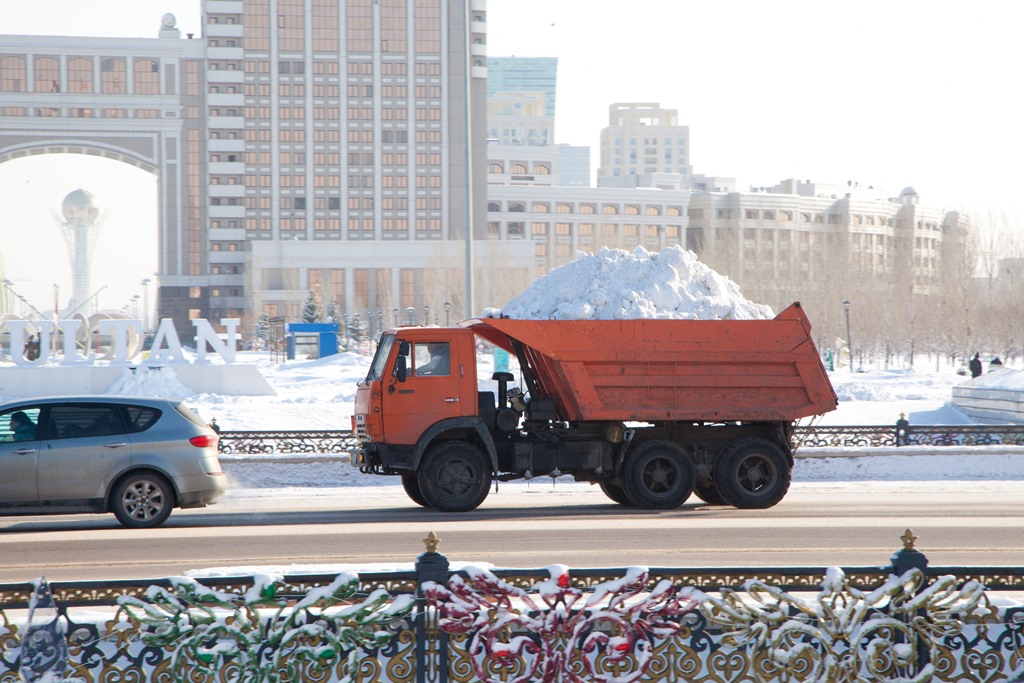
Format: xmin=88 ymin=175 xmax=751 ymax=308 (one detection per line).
xmin=0 ymin=397 xmax=227 ymax=528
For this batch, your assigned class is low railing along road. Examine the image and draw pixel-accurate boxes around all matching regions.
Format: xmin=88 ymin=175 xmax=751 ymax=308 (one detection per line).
xmin=216 ymin=424 xmax=1024 ymax=456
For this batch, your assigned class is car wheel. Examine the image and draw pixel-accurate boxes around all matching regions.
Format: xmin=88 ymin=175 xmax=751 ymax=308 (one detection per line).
xmin=112 ymin=472 xmax=175 ymax=528
xmin=416 ymin=441 xmax=491 ymax=512
xmin=401 ymin=472 xmax=430 ymax=507
xmin=713 ymin=438 xmax=791 ymax=509
xmin=622 ymin=440 xmax=693 ymax=509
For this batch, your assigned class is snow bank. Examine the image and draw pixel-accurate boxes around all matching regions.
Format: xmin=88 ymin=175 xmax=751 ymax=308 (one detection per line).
xmin=104 ymin=366 xmax=199 ymax=401
xmin=488 ymin=245 xmax=774 ymax=320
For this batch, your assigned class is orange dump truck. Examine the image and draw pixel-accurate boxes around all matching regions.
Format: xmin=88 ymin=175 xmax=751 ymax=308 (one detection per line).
xmin=352 ymin=302 xmax=837 ymax=512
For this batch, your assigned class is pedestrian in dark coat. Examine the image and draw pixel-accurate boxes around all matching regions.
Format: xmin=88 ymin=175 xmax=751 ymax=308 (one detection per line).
xmin=969 ymin=353 xmax=982 ymax=378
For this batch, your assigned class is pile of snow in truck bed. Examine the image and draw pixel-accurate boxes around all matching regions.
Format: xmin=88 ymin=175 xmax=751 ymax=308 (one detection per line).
xmin=488 ymin=245 xmax=774 ymax=320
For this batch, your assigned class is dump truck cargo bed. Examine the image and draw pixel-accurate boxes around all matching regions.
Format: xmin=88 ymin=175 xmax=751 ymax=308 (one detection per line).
xmin=466 ymin=302 xmax=837 ymax=423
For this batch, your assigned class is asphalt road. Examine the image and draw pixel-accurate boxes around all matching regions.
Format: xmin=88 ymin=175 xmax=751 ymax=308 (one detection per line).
xmin=1 ymin=481 xmax=1022 ymax=583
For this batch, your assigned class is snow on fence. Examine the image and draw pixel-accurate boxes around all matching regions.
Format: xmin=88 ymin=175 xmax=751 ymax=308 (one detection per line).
xmin=1 ymin=530 xmax=1023 ymax=683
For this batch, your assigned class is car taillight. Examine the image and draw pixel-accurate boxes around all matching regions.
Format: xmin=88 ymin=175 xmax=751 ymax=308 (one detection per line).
xmin=190 ymin=434 xmax=218 ymax=448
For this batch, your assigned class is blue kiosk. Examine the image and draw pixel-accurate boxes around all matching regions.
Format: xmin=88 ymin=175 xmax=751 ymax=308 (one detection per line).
xmin=285 ymin=322 xmax=339 ymax=360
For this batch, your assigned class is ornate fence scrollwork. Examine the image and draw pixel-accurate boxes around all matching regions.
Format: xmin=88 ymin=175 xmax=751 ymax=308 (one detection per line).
xmin=424 ymin=564 xmax=699 ymax=683
xmin=217 ymin=426 xmax=1024 ymax=458
xmin=116 ymin=573 xmax=415 ymax=683
xmin=794 ymin=425 xmax=1024 ymax=449
xmin=218 ymin=430 xmax=361 ymax=456
xmin=2 ymin=532 xmax=1024 ymax=682
xmin=701 ymin=567 xmax=986 ymax=683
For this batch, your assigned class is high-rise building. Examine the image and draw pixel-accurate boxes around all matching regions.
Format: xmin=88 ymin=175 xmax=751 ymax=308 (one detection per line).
xmin=486 ymin=57 xmax=557 ymax=117
xmin=485 ymin=60 xmax=690 ymax=277
xmin=1 ymin=2 xmax=533 ymax=339
xmin=556 ymin=144 xmax=590 ymax=187
xmin=202 ymin=0 xmax=500 ymax=326
xmin=598 ymin=103 xmax=692 ymax=178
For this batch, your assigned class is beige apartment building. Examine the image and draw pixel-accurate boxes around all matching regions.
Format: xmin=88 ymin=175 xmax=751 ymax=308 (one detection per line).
xmin=598 ymin=102 xmax=692 ymax=179
xmin=686 ymin=179 xmax=970 ymax=346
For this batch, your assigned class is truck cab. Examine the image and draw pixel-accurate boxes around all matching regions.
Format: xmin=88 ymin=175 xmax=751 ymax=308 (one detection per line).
xmin=353 ymin=326 xmax=487 ymax=468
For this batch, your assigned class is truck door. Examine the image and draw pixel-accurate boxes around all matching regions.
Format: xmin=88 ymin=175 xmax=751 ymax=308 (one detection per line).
xmin=384 ymin=338 xmax=472 ymax=445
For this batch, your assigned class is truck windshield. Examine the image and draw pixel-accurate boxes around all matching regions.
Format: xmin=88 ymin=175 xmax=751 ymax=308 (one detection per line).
xmin=366 ymin=334 xmax=395 ymax=381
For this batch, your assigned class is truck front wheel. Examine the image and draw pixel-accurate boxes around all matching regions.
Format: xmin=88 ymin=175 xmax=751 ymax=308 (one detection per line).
xmin=417 ymin=442 xmax=492 ymax=512
xmin=623 ymin=441 xmax=694 ymax=509
xmin=402 ymin=473 xmax=429 ymax=507
xmin=714 ymin=438 xmax=791 ymax=509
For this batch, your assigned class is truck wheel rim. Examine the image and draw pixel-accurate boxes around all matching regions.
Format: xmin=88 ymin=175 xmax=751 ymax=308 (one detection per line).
xmin=736 ymin=455 xmax=776 ymax=493
xmin=438 ymin=459 xmax=475 ymax=496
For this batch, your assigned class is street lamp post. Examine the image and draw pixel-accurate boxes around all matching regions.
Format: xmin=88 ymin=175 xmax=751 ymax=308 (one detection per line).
xmin=392 ymin=308 xmax=399 ymax=326
xmin=140 ymin=278 xmax=151 ymax=332
xmin=444 ymin=301 xmax=451 ymax=326
xmin=423 ymin=304 xmax=430 ymax=326
xmin=842 ymin=299 xmax=853 ymax=372
xmin=406 ymin=307 xmax=414 ymax=326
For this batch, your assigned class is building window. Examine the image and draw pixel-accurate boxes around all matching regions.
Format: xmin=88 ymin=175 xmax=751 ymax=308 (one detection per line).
xmin=68 ymin=57 xmax=93 ymax=93
xmin=134 ymin=59 xmax=159 ymax=94
xmin=33 ymin=56 xmax=59 ymax=92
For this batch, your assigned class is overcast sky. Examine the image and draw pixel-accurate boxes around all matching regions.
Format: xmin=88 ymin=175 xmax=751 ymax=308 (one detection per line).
xmin=2 ymin=0 xmax=1021 ymax=313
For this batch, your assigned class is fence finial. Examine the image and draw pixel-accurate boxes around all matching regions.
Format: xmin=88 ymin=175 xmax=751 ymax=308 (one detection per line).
xmin=892 ymin=528 xmax=928 ymax=575
xmin=424 ymin=531 xmax=441 ymax=554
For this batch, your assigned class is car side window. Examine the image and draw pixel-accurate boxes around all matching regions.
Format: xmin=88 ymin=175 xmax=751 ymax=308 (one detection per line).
xmin=48 ymin=405 xmax=125 ymax=440
xmin=1 ymin=406 xmax=42 ymax=442
xmin=125 ymin=406 xmax=161 ymax=433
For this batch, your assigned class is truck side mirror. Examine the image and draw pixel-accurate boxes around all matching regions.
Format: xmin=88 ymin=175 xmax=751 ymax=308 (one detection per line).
xmin=393 ymin=341 xmax=410 ymax=382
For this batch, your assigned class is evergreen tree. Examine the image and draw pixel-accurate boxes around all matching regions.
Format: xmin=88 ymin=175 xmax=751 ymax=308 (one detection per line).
xmin=302 ymin=290 xmax=321 ymax=323
xmin=253 ymin=314 xmax=270 ymax=351
xmin=325 ymin=298 xmax=341 ymax=324
xmin=324 ymin=299 xmax=345 ymax=352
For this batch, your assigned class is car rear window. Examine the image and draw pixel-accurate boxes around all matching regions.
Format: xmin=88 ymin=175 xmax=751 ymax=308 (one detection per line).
xmin=125 ymin=406 xmax=162 ymax=433
xmin=173 ymin=402 xmax=211 ymax=429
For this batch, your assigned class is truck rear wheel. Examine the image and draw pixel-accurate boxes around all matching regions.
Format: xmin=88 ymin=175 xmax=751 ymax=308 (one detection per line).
xmin=599 ymin=480 xmax=635 ymax=506
xmin=402 ymin=473 xmax=429 ymax=507
xmin=622 ymin=440 xmax=694 ymax=509
xmin=714 ymin=438 xmax=791 ymax=509
xmin=417 ymin=442 xmax=492 ymax=512
xmin=693 ymin=479 xmax=727 ymax=505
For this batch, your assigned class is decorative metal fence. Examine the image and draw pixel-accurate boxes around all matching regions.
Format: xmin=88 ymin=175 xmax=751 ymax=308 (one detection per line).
xmin=217 ymin=430 xmax=359 ymax=455
xmin=2 ymin=531 xmax=1023 ymax=683
xmin=216 ymin=425 xmax=1024 ymax=456
xmin=795 ymin=424 xmax=1024 ymax=449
